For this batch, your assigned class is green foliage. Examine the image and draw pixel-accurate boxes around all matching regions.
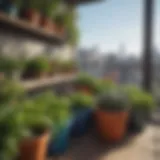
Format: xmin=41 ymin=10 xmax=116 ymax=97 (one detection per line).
xmin=30 ymin=92 xmax=71 ymax=133
xmin=70 ymin=92 xmax=94 ymax=109
xmin=0 ymin=56 xmax=24 ymax=77
xmin=0 ymin=79 xmax=25 ymax=104
xmin=94 ymin=79 xmax=117 ymax=94
xmin=14 ymin=0 xmax=23 ymax=9
xmin=41 ymin=0 xmax=60 ymax=17
xmin=24 ymin=0 xmax=41 ymax=10
xmin=58 ymin=60 xmax=76 ymax=72
xmin=123 ymin=85 xmax=155 ymax=111
xmin=0 ymin=103 xmax=26 ymax=160
xmin=74 ymin=73 xmax=97 ymax=91
xmin=96 ymin=88 xmax=130 ymax=111
xmin=65 ymin=9 xmax=79 ymax=46
xmin=25 ymin=57 xmax=50 ymax=74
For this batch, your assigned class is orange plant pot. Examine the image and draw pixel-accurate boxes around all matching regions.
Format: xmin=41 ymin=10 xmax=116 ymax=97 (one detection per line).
xmin=19 ymin=131 xmax=50 ymax=160
xmin=40 ymin=17 xmax=53 ymax=31
xmin=95 ymin=109 xmax=129 ymax=142
xmin=23 ymin=9 xmax=41 ymax=25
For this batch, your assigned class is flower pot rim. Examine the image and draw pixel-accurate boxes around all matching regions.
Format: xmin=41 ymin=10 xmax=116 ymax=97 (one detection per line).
xmin=97 ymin=107 xmax=131 ymax=113
xmin=22 ymin=129 xmax=50 ymax=141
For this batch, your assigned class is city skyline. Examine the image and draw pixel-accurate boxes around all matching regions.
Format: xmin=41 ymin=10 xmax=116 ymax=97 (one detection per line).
xmin=78 ymin=0 xmax=160 ymax=55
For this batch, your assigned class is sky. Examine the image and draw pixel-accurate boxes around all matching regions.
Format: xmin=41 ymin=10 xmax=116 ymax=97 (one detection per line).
xmin=78 ymin=0 xmax=160 ymax=55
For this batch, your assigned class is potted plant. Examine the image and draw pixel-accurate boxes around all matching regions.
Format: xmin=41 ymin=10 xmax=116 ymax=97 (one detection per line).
xmin=125 ymin=86 xmax=155 ymax=132
xmin=20 ymin=0 xmax=41 ymax=25
xmin=18 ymin=99 xmax=52 ymax=160
xmin=33 ymin=92 xmax=72 ymax=155
xmin=40 ymin=0 xmax=59 ymax=31
xmin=74 ymin=74 xmax=97 ymax=94
xmin=95 ymin=89 xmax=130 ymax=142
xmin=22 ymin=57 xmax=50 ymax=79
xmin=69 ymin=92 xmax=94 ymax=137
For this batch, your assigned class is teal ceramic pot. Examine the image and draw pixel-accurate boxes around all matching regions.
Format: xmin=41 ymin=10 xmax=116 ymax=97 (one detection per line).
xmin=47 ymin=121 xmax=72 ymax=155
xmin=70 ymin=107 xmax=93 ymax=137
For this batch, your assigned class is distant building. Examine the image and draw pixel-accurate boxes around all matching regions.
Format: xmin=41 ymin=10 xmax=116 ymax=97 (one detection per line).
xmin=77 ymin=47 xmax=104 ymax=78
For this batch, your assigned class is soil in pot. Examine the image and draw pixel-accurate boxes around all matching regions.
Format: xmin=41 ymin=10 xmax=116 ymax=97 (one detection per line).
xmin=95 ymin=109 xmax=129 ymax=142
xmin=19 ymin=127 xmax=50 ymax=160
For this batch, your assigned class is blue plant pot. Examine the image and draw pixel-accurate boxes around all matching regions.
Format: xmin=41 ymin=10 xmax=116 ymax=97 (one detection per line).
xmin=70 ymin=108 xmax=93 ymax=137
xmin=47 ymin=122 xmax=72 ymax=156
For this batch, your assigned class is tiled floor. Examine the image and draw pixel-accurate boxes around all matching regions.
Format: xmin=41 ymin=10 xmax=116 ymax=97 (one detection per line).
xmin=50 ymin=124 xmax=160 ymax=160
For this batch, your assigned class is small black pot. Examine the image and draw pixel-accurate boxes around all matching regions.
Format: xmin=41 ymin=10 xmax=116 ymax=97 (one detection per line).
xmin=128 ymin=109 xmax=146 ymax=133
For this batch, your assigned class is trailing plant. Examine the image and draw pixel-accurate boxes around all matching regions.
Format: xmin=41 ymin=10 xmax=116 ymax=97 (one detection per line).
xmin=41 ymin=0 xmax=60 ymax=18
xmin=65 ymin=8 xmax=79 ymax=46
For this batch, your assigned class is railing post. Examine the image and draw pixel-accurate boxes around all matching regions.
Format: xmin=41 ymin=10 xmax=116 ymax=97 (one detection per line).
xmin=142 ymin=0 xmax=154 ymax=92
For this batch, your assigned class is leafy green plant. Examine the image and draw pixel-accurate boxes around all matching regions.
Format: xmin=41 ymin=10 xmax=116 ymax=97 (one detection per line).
xmin=96 ymin=89 xmax=130 ymax=111
xmin=74 ymin=73 xmax=97 ymax=91
xmin=0 ymin=79 xmax=25 ymax=104
xmin=70 ymin=92 xmax=94 ymax=109
xmin=123 ymin=85 xmax=155 ymax=111
xmin=0 ymin=103 xmax=26 ymax=160
xmin=25 ymin=56 xmax=50 ymax=75
xmin=32 ymin=92 xmax=71 ymax=133
xmin=94 ymin=79 xmax=117 ymax=94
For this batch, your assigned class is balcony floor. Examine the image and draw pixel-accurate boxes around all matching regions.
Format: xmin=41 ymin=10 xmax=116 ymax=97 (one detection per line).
xmin=50 ymin=120 xmax=160 ymax=160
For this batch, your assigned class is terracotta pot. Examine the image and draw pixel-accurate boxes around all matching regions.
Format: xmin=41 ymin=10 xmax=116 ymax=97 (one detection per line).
xmin=19 ymin=131 xmax=50 ymax=160
xmin=23 ymin=9 xmax=41 ymax=25
xmin=95 ymin=109 xmax=129 ymax=142
xmin=40 ymin=16 xmax=53 ymax=31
